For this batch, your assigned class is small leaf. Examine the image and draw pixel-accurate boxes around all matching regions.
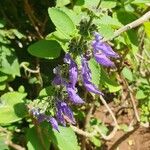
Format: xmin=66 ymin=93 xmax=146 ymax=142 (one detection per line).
xmin=101 ymin=68 xmax=121 ymax=93
xmin=90 ymin=136 xmax=101 ymax=147
xmin=98 ymin=15 xmax=122 ymax=27
xmin=136 ymin=90 xmax=147 ymax=100
xmin=28 ymin=40 xmax=62 ymax=59
xmin=48 ymin=8 xmax=76 ymax=36
xmin=56 ymin=0 xmax=70 ymax=7
xmin=0 ymin=92 xmax=27 ymax=125
xmin=101 ymin=0 xmax=117 ymax=9
xmin=49 ymin=126 xmax=80 ymax=150
xmin=98 ymin=24 xmax=114 ymax=39
xmin=122 ymin=67 xmax=133 ymax=81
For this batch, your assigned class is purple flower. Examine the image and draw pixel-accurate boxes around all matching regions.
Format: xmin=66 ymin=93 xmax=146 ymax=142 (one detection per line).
xmin=64 ymin=53 xmax=78 ymax=88
xmin=94 ymin=52 xmax=115 ymax=67
xmin=48 ymin=117 xmax=59 ymax=131
xmin=92 ymin=32 xmax=119 ymax=67
xmin=81 ymin=57 xmax=92 ymax=81
xmin=81 ymin=57 xmax=103 ymax=95
xmin=56 ymin=101 xmax=75 ymax=125
xmin=66 ymin=84 xmax=84 ymax=104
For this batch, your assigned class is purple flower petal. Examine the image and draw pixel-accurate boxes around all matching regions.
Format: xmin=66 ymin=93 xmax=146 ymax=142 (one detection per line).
xmin=64 ymin=53 xmax=78 ymax=88
xmin=81 ymin=57 xmax=92 ymax=81
xmin=57 ymin=101 xmax=76 ymax=124
xmin=93 ymin=32 xmax=103 ymax=41
xmin=52 ymin=75 xmax=62 ymax=85
xmin=83 ymin=78 xmax=103 ymax=95
xmin=37 ymin=114 xmax=47 ymax=123
xmin=48 ymin=117 xmax=59 ymax=131
xmin=92 ymin=41 xmax=119 ymax=58
xmin=94 ymin=52 xmax=115 ymax=67
xmin=56 ymin=108 xmax=66 ymax=126
xmin=66 ymin=84 xmax=84 ymax=104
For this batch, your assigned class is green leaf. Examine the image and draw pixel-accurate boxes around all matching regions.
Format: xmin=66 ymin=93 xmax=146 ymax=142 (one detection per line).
xmin=49 ymin=126 xmax=80 ymax=150
xmin=122 ymin=67 xmax=133 ymax=81
xmin=84 ymin=0 xmax=116 ymax=9
xmin=90 ymin=136 xmax=101 ymax=147
xmin=56 ymin=0 xmax=70 ymax=7
xmin=26 ymin=125 xmax=51 ymax=150
xmin=88 ymin=58 xmax=101 ymax=87
xmin=101 ymin=68 xmax=121 ymax=93
xmin=101 ymin=0 xmax=117 ymax=9
xmin=98 ymin=15 xmax=122 ymax=27
xmin=98 ymin=24 xmax=114 ymax=39
xmin=0 ymin=92 xmax=27 ymax=125
xmin=136 ymin=90 xmax=147 ymax=100
xmin=59 ymin=7 xmax=81 ymax=25
xmin=144 ymin=22 xmax=150 ymax=38
xmin=48 ymin=8 xmax=76 ymax=36
xmin=0 ymin=73 xmax=8 ymax=82
xmin=28 ymin=40 xmax=62 ymax=59
xmin=0 ymin=46 xmax=20 ymax=76
xmin=39 ymin=86 xmax=55 ymax=97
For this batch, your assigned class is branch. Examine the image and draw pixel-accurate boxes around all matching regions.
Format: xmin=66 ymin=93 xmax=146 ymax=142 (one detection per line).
xmin=20 ymin=62 xmax=40 ymax=74
xmin=114 ymin=11 xmax=150 ymax=38
xmin=102 ymin=11 xmax=150 ymax=42
xmin=99 ymin=95 xmax=119 ymax=128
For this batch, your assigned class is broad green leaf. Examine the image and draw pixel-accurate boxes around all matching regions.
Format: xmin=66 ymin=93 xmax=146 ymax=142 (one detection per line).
xmin=136 ymin=90 xmax=147 ymax=100
xmin=98 ymin=15 xmax=122 ymax=27
xmin=28 ymin=40 xmax=62 ymax=59
xmin=144 ymin=22 xmax=150 ymax=38
xmin=0 ymin=46 xmax=20 ymax=76
xmin=0 ymin=92 xmax=27 ymax=125
xmin=49 ymin=126 xmax=80 ymax=150
xmin=122 ymin=67 xmax=133 ymax=81
xmin=48 ymin=8 xmax=76 ymax=36
xmin=56 ymin=0 xmax=70 ymax=7
xmin=26 ymin=125 xmax=51 ymax=150
xmin=46 ymin=31 xmax=69 ymax=52
xmin=101 ymin=68 xmax=121 ymax=93
xmin=59 ymin=7 xmax=81 ymax=25
xmin=98 ymin=24 xmax=114 ymax=39
xmin=89 ymin=58 xmax=101 ymax=87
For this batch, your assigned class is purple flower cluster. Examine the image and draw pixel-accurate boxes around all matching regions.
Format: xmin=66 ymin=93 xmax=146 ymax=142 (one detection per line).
xmin=31 ymin=32 xmax=119 ymax=131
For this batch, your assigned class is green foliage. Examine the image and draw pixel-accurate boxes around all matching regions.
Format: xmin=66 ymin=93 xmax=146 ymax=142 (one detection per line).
xmin=28 ymin=40 xmax=62 ymax=59
xmin=48 ymin=8 xmax=76 ymax=37
xmin=0 ymin=92 xmax=27 ymax=125
xmin=49 ymin=126 xmax=80 ymax=150
xmin=0 ymin=0 xmax=150 ymax=149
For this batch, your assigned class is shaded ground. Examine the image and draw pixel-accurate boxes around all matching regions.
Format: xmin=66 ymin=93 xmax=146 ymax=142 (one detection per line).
xmin=94 ymin=102 xmax=150 ymax=150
